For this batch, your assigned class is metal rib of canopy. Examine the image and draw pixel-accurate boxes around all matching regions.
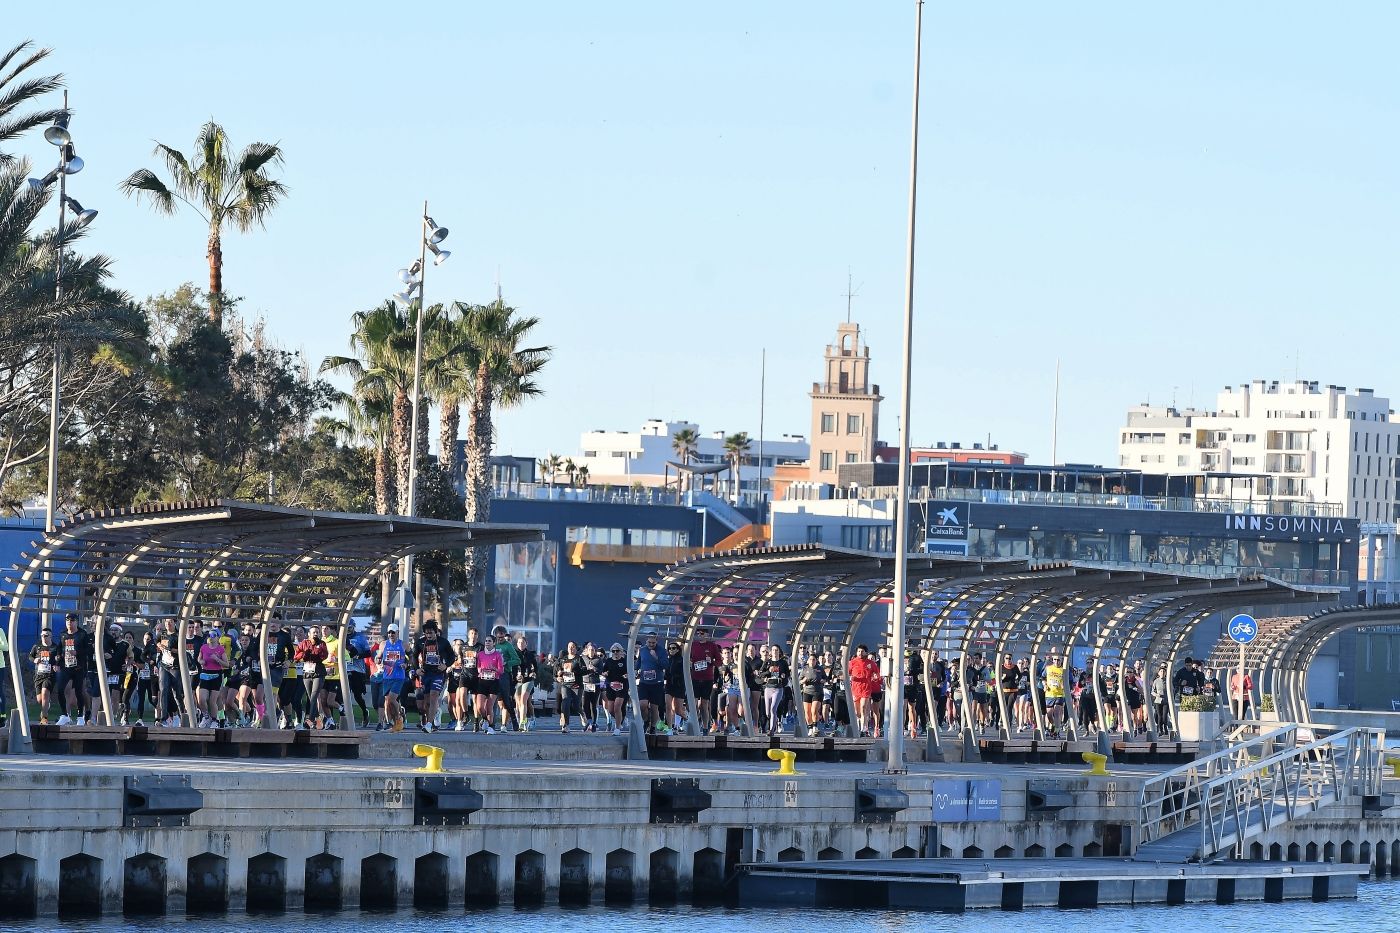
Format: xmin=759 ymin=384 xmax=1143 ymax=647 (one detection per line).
xmin=3 ymin=499 xmax=543 ymax=743
xmin=1203 ymin=602 xmax=1400 ymax=725
xmin=623 ymin=544 xmax=1339 ymax=759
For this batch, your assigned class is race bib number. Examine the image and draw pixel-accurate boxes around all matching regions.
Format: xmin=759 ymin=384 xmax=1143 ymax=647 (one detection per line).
xmin=36 ymin=661 xmax=51 ymax=674
xmin=610 ymin=681 xmax=625 ymax=692
xmin=693 ymin=659 xmax=709 ymax=672
xmin=302 ymin=662 xmax=317 ymax=676
xmin=1182 ymin=686 xmax=1195 ymax=695
xmin=64 ymin=646 xmax=77 ymax=666
xmin=138 ymin=668 xmax=150 ymax=680
xmin=583 ymin=683 xmax=597 ymax=692
xmin=641 ymin=669 xmax=658 ymax=683
xmin=425 ymin=650 xmax=440 ymax=667
xmin=902 ymin=675 xmax=912 ymax=686
xmin=479 ymin=669 xmax=498 ymax=681
xmin=107 ymin=674 xmax=118 ymax=685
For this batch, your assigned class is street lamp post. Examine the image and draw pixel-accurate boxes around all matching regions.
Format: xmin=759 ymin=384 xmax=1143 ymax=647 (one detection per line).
xmin=31 ymin=91 xmax=95 ymax=537
xmin=391 ymin=204 xmax=450 ymax=632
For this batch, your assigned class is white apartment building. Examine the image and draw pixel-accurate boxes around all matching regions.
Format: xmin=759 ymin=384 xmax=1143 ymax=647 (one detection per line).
xmin=1119 ymin=380 xmax=1400 ymax=522
xmin=573 ymin=419 xmax=809 ymax=497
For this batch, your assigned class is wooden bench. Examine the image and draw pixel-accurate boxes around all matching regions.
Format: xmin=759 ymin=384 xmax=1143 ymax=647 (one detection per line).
xmin=31 ymin=724 xmax=128 ymax=755
xmin=645 ymin=734 xmax=719 ymax=761
xmin=298 ymin=730 xmax=367 ymax=760
xmin=831 ymin=738 xmax=880 ymax=762
xmin=1111 ymin=740 xmax=1201 ymax=765
xmin=772 ymin=736 xmax=828 ymax=763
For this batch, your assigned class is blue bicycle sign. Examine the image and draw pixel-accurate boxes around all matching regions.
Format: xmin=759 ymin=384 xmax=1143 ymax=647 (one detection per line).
xmin=1227 ymin=613 xmax=1258 ymax=644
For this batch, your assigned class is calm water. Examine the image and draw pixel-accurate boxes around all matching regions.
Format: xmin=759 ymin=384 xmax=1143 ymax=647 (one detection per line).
xmin=10 ymin=882 xmax=1399 ymax=933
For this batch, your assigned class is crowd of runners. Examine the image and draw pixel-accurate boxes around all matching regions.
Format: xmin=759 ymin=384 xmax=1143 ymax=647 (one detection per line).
xmin=16 ymin=614 xmax=1237 ymax=739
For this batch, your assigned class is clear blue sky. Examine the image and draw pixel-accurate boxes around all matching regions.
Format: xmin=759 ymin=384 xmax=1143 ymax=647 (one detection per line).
xmin=22 ymin=2 xmax=1400 ymax=466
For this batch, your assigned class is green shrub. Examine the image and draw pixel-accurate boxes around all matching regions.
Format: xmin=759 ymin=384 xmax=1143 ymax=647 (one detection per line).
xmin=1179 ymin=695 xmax=1218 ymax=713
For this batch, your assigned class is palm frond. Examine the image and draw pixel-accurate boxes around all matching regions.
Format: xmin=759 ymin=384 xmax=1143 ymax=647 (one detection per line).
xmin=119 ymin=169 xmax=179 ymax=216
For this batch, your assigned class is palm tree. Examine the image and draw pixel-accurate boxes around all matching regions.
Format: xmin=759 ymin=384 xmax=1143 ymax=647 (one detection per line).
xmin=120 ymin=121 xmax=287 ymax=325
xmin=561 ymin=458 xmax=578 ymax=487
xmin=575 ymin=464 xmax=590 ymax=488
xmin=0 ymin=162 xmax=138 ymax=496
xmin=724 ymin=431 xmax=752 ymax=503
xmin=537 ymin=453 xmax=563 ymax=488
xmin=320 ymin=301 xmax=440 ymax=515
xmin=672 ymin=427 xmax=698 ymax=492
xmin=451 ymin=299 xmax=550 ymax=622
xmin=0 ymin=41 xmax=65 ymax=166
xmin=340 ymin=390 xmax=395 ymax=515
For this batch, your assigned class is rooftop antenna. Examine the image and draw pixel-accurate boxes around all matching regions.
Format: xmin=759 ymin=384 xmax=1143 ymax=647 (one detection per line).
xmin=843 ymin=267 xmax=863 ymax=324
xmin=495 ymin=265 xmax=503 ymax=303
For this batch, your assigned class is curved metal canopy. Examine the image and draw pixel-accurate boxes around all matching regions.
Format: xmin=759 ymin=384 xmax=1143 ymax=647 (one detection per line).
xmin=4 ymin=499 xmax=544 ymax=742
xmin=623 ymin=544 xmax=1338 ymax=757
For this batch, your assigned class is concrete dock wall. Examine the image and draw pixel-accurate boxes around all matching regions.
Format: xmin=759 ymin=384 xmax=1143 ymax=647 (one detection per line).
xmin=0 ymin=763 xmax=1393 ymax=917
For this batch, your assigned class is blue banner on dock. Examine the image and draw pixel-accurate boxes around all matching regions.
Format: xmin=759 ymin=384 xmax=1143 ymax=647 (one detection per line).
xmin=932 ymin=779 xmax=1001 ymax=822
xmin=932 ymin=780 xmax=970 ymax=821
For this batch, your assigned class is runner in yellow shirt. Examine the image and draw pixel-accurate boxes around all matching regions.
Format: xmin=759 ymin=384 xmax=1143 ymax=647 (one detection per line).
xmin=1042 ymin=655 xmax=1066 ymax=737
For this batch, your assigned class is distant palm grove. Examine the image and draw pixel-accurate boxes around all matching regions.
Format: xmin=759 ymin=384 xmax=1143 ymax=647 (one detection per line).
xmin=0 ymin=40 xmax=550 ymax=622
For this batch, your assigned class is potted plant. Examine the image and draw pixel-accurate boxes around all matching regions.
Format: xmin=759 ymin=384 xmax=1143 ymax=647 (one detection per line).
xmin=1176 ymin=694 xmax=1220 ymax=741
xmin=1259 ymin=693 xmax=1280 ymax=723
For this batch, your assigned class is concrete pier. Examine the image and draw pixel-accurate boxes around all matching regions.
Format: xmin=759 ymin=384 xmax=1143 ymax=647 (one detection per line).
xmin=0 ymin=751 xmax=1396 ymax=918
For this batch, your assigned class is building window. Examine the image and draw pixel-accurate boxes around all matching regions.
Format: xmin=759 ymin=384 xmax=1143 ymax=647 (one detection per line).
xmin=820 ymin=413 xmax=836 ymax=433
xmin=819 ymin=451 xmax=834 ymax=471
xmin=806 ymin=525 xmax=823 ymax=544
xmin=845 ymin=452 xmax=859 ymax=463
xmin=565 ymin=526 xmax=623 ymax=545
xmin=840 ymin=524 xmax=894 ymax=552
xmin=846 ymin=413 xmax=861 ymax=434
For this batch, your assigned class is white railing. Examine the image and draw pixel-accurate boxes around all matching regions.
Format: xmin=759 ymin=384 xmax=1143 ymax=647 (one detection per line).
xmin=1138 ymin=724 xmax=1384 ymax=861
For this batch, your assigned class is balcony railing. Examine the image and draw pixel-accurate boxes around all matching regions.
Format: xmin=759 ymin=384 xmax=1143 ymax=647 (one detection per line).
xmin=1074 ymin=559 xmax=1350 ymax=589
xmin=843 ymin=485 xmax=1344 ymax=518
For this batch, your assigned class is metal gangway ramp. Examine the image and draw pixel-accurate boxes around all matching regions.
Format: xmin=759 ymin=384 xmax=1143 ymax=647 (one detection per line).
xmin=1134 ymin=723 xmax=1384 ymax=863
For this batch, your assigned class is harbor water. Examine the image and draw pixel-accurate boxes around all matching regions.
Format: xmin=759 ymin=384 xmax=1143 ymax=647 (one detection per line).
xmin=7 ymin=880 xmax=1399 ymax=933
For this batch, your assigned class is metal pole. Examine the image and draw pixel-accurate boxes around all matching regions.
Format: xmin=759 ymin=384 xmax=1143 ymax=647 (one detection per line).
xmin=399 ymin=201 xmax=432 ymax=630
xmin=1237 ymin=641 xmax=1246 ymax=723
xmin=886 ymin=0 xmax=924 ymax=775
xmin=757 ymin=348 xmax=766 ymax=519
xmin=44 ymin=91 xmax=68 ymax=536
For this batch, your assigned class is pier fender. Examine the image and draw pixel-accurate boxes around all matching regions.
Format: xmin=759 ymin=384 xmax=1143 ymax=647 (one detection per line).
xmin=124 ymin=775 xmax=202 ymax=828
xmin=856 ymin=780 xmax=909 ymax=823
xmin=650 ymin=778 xmax=711 ymax=824
xmin=414 ymin=776 xmax=483 ymax=826
xmin=1026 ymin=780 xmax=1073 ymax=814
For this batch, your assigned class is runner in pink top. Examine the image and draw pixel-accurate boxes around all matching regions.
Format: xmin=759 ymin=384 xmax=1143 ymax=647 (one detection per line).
xmin=474 ymin=636 xmax=506 ymax=734
xmin=196 ymin=634 xmax=227 ymax=727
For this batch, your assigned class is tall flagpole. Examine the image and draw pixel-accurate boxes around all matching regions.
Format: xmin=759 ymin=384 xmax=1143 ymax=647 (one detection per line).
xmin=887 ymin=0 xmax=925 ymax=774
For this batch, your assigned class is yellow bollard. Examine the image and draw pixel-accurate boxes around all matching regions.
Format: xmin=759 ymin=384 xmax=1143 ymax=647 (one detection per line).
xmin=413 ymin=744 xmax=445 ymax=773
xmin=1082 ymin=751 xmax=1110 ymax=776
xmin=767 ymin=748 xmax=799 ymax=776
xmin=1386 ymin=756 xmax=1400 ymax=779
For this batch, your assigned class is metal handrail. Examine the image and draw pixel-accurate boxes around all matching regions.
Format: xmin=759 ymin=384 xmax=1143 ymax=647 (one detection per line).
xmin=1138 ymin=725 xmax=1383 ymax=860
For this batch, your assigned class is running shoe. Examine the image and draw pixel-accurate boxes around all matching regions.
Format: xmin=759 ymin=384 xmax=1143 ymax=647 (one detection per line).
xmin=119 ymin=715 xmax=128 ymax=726
xmin=374 ymin=722 xmax=384 ymax=732
xmin=454 ymin=720 xmax=464 ymax=732
xmin=561 ymin=724 xmax=570 ymax=733
xmin=325 ymin=717 xmax=336 ymax=730
xmin=134 ymin=719 xmax=144 ymax=728
xmin=56 ymin=715 xmax=71 ymax=726
xmin=75 ymin=715 xmax=86 ymax=726
xmin=484 ymin=725 xmax=496 ymax=735
xmin=39 ymin=716 xmax=49 ymax=725
xmin=613 ymin=727 xmax=625 ymax=736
